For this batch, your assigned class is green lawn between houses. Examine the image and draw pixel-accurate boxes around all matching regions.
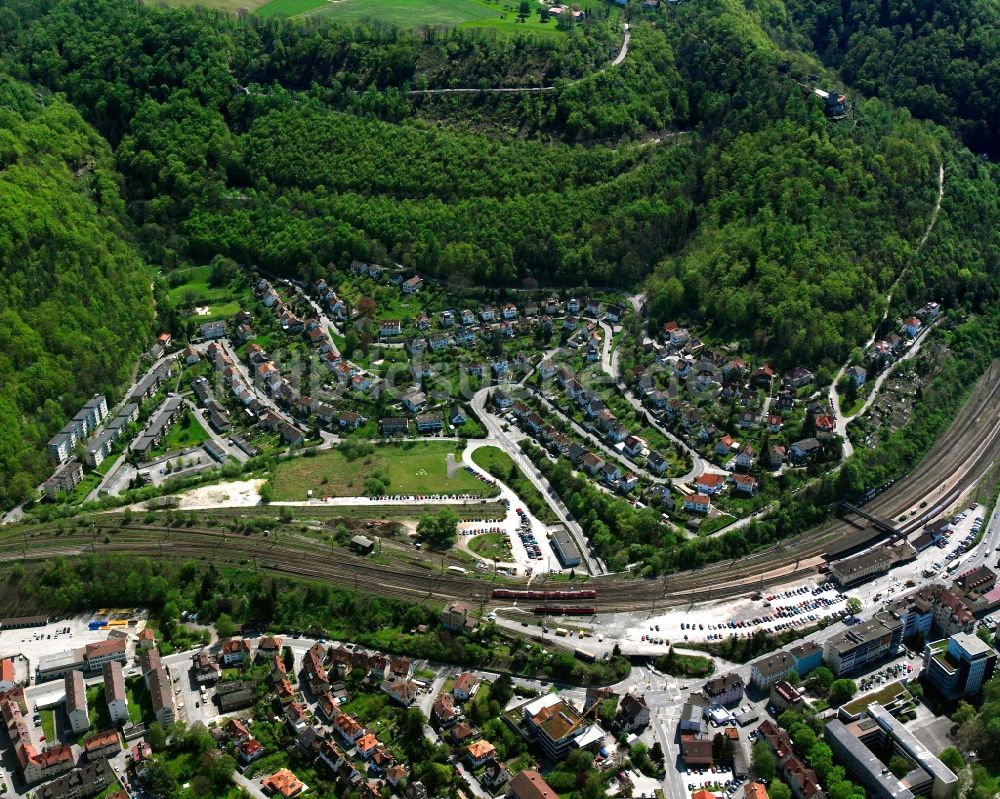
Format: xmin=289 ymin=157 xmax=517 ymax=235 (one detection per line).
xmin=270 ymin=441 xmax=497 ymax=500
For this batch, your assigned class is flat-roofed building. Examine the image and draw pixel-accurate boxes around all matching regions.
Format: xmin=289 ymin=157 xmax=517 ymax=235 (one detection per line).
xmin=549 ymin=528 xmax=581 ymax=568
xmin=823 ymin=612 xmax=903 ymax=676
xmin=922 ymin=632 xmax=997 ymax=700
xmin=825 ymin=704 xmax=957 ymax=799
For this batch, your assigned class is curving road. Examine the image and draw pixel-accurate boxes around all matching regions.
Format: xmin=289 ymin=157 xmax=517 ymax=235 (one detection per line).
xmin=828 ymin=161 xmax=945 ymax=457
xmin=470 ymin=387 xmax=603 ymax=575
xmin=408 ymin=24 xmax=630 ymax=96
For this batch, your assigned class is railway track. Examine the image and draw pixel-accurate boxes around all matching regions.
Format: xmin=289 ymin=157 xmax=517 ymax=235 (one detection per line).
xmin=3 ymin=364 xmax=998 ymax=615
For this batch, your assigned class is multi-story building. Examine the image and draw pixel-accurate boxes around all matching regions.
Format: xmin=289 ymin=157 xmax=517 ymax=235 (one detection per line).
xmin=887 ymin=584 xmax=975 ymax=640
xmin=441 ymin=602 xmax=470 ymax=632
xmin=42 ymin=460 xmax=84 ymax=500
xmin=922 ymin=632 xmax=997 ymax=700
xmin=82 ymin=638 xmax=127 ymax=673
xmin=103 ymin=661 xmax=128 ymax=725
xmin=1 ymin=692 xmax=74 ymax=784
xmin=825 ymin=704 xmax=957 ymax=799
xmin=748 ymin=640 xmax=824 ymax=689
xmin=64 ymin=670 xmax=89 ymax=735
xmin=148 ymin=666 xmax=175 ymax=726
xmin=520 ymin=695 xmax=585 ymax=761
xmin=830 ymin=542 xmax=916 ymax=587
xmin=46 ymin=396 xmax=108 ymax=464
xmin=703 ymin=673 xmax=744 ymax=708
xmin=823 ymin=612 xmax=903 ymax=676
xmin=34 ymin=758 xmax=115 ymax=799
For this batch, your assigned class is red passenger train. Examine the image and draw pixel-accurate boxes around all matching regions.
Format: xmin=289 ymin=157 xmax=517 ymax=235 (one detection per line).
xmin=491 ymin=588 xmax=597 ymax=600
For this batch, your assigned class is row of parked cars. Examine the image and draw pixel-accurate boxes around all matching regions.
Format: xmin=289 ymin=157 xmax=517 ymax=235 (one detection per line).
xmin=515 ymin=508 xmax=544 ymax=559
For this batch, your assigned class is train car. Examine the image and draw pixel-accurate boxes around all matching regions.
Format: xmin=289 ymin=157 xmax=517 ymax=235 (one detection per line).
xmin=491 ymin=588 xmax=596 ymax=601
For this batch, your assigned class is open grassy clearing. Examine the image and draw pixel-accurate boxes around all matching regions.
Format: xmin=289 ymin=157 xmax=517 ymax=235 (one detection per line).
xmin=260 ymin=0 xmax=565 ymax=38
xmin=271 ymin=442 xmax=496 ymax=500
xmin=468 ymin=531 xmax=511 ymax=560
xmin=154 ymin=410 xmax=211 ymax=456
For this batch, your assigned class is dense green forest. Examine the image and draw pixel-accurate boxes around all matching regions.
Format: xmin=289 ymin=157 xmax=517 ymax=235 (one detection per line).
xmin=0 ymin=0 xmax=999 ymax=510
xmin=781 ymin=0 xmax=1000 ymax=158
xmin=0 ymin=77 xmax=152 ymax=510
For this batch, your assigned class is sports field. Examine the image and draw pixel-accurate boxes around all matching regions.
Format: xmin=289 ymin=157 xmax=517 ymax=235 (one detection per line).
xmin=271 ymin=441 xmax=499 ymax=499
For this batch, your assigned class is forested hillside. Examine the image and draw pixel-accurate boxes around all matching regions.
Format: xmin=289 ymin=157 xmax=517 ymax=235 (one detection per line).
xmin=0 ymin=0 xmax=998 ymax=510
xmin=781 ymin=0 xmax=1000 ymax=158
xmin=0 ymin=78 xmax=153 ymax=508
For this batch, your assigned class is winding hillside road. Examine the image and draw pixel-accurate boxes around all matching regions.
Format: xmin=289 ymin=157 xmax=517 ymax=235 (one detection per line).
xmin=828 ymin=161 xmax=945 ymax=456
xmin=408 ymin=24 xmax=630 ymax=95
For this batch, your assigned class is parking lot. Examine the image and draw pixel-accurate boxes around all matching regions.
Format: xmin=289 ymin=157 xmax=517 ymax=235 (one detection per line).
xmin=458 ymin=458 xmax=567 ymax=575
xmin=623 ymin=580 xmax=848 ymax=649
xmin=0 ymin=614 xmax=135 ymax=675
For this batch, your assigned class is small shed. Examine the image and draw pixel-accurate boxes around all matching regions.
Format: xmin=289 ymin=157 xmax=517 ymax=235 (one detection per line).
xmin=351 ymin=535 xmax=375 ymax=555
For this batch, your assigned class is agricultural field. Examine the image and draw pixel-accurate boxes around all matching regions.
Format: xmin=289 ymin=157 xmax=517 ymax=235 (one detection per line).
xmin=270 ymin=441 xmax=497 ymax=500
xmin=158 ymin=0 xmax=274 ymax=10
xmin=256 ymin=0 xmax=566 ymax=38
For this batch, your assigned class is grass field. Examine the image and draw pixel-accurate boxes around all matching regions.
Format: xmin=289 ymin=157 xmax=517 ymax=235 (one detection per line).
xmin=258 ymin=0 xmax=565 ymax=37
xmin=271 ymin=442 xmax=497 ymax=500
xmin=469 ymin=531 xmax=511 ymax=560
xmin=40 ymin=709 xmax=56 ymax=742
xmin=156 ymin=410 xmax=211 ymax=455
xmin=167 ymin=265 xmax=245 ymax=320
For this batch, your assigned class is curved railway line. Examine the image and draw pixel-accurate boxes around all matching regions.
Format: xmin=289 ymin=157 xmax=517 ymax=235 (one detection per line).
xmin=3 ymin=363 xmax=999 ymax=616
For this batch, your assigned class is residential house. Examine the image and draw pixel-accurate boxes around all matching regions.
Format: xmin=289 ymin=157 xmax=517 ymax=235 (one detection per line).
xmin=734 ymin=445 xmax=756 ymax=471
xmin=381 ymin=680 xmax=418 ymax=706
xmin=508 ymin=770 xmax=559 ymax=799
xmin=402 ymin=276 xmax=423 ymax=294
xmin=903 ymin=317 xmax=922 ymax=338
xmin=847 ymin=366 xmax=867 ymax=386
xmin=714 ymin=435 xmax=735 ymax=456
xmin=415 ymin=413 xmax=443 ymax=433
xmin=731 ymin=474 xmax=759 ymax=495
xmin=784 ymin=367 xmax=815 ymax=389
xmin=684 ymin=494 xmax=712 ymax=514
xmin=464 ymin=739 xmax=496 ymax=771
xmin=433 ymin=694 xmax=459 ymax=728
xmin=379 ymin=320 xmax=402 ymax=339
xmin=617 ymin=692 xmax=650 ymax=732
xmin=379 ymin=417 xmax=408 ymax=436
xmin=815 ymin=414 xmax=837 ymax=440
xmin=453 ymin=673 xmax=479 ymax=702
xmin=647 ymin=450 xmax=669 ymax=474
xmin=221 ymin=638 xmax=251 ymax=666
xmin=402 ymin=389 xmax=426 ymax=414
xmin=790 ymin=438 xmax=821 ymax=462
xmin=696 ymin=473 xmax=725 ymax=495
xmin=262 ymin=768 xmax=305 ymax=799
